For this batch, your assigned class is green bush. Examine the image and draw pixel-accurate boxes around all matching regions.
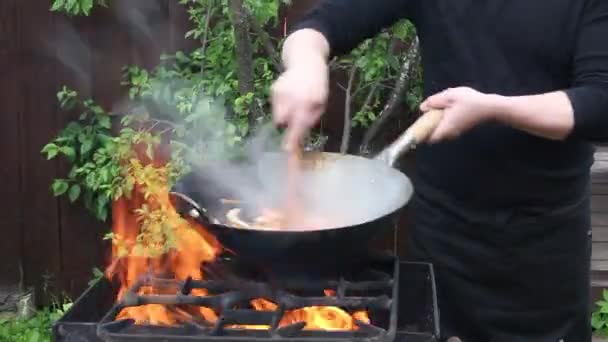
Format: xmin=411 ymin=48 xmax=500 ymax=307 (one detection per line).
xmin=0 ymin=303 xmax=72 ymax=342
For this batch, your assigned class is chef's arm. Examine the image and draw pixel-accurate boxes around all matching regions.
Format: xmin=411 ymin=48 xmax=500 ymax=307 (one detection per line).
xmin=283 ymin=0 xmax=413 ymax=66
xmin=491 ymin=0 xmax=608 ymax=142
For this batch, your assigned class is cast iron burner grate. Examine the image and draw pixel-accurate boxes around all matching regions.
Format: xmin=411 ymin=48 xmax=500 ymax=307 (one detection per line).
xmin=53 ymin=255 xmax=440 ymax=342
xmin=97 ymin=255 xmax=398 ymax=341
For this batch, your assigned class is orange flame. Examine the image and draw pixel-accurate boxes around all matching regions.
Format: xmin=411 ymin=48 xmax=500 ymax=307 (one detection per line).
xmin=105 ymin=145 xmax=368 ymax=331
xmin=248 ymin=296 xmax=370 ymax=331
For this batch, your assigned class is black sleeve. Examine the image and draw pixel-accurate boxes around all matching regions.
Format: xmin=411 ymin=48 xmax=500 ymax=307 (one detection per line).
xmin=564 ymin=0 xmax=608 ymax=142
xmin=291 ymin=0 xmax=413 ymax=57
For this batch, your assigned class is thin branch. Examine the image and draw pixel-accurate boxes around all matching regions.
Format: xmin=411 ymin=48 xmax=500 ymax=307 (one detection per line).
xmin=340 ymin=65 xmax=358 ymax=154
xmin=157 ymin=127 xmax=174 ymax=136
xmin=149 ymin=118 xmax=178 ymax=128
xmin=199 ymin=4 xmax=215 ymax=76
xmin=245 ymin=11 xmax=283 ymax=73
xmin=351 ymin=78 xmax=394 ymax=97
xmin=328 ymin=57 xmax=339 ymax=69
xmin=360 ymin=37 xmax=420 ymax=154
xmin=360 ymin=82 xmax=380 ymax=112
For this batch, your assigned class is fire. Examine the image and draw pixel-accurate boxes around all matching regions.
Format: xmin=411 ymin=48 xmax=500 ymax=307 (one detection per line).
xmin=107 ymin=186 xmax=221 ymax=325
xmin=249 ymin=298 xmax=370 ymax=331
xmin=105 ymin=144 xmax=368 ymax=331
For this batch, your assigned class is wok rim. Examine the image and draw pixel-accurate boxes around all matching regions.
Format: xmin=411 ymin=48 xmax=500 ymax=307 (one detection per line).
xmin=173 ymin=152 xmax=414 ymax=233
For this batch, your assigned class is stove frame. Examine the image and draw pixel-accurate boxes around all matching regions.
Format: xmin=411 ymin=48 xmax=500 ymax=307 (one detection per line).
xmin=52 ymin=260 xmax=440 ymax=342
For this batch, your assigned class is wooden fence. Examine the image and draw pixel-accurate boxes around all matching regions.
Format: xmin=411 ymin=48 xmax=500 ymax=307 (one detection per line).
xmin=0 ymin=0 xmax=416 ymax=301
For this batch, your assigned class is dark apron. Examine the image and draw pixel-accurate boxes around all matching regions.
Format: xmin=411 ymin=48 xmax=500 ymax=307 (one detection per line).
xmin=406 ymin=188 xmax=592 ymax=342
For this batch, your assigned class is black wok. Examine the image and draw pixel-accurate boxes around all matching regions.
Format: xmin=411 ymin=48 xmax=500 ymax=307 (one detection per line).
xmin=171 ymin=110 xmax=444 ymax=273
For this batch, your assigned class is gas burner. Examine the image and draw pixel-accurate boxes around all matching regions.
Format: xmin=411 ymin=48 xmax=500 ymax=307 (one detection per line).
xmin=53 ymin=256 xmax=440 ymax=342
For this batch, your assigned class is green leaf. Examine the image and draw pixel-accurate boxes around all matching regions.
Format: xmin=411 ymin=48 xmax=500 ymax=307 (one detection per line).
xmin=80 ymin=138 xmax=93 ymax=156
xmin=28 ymin=330 xmax=41 ymax=342
xmin=98 ymin=115 xmax=111 ymax=129
xmin=66 ymin=0 xmax=78 ymax=12
xmin=81 ymin=0 xmax=94 ymax=15
xmin=96 ymin=195 xmax=109 ymax=221
xmin=51 ymin=179 xmax=69 ymax=197
xmin=85 ymin=172 xmax=98 ymax=189
xmin=50 ymin=0 xmax=65 ymax=11
xmin=92 ymin=267 xmax=104 ymax=278
xmin=592 ymin=313 xmax=604 ymax=329
xmin=68 ymin=166 xmax=78 ymax=179
xmin=42 ymin=143 xmax=59 ymax=159
xmin=61 ymin=146 xmax=76 ymax=162
xmin=68 ymin=184 xmax=81 ymax=203
xmin=124 ymin=176 xmax=135 ymax=193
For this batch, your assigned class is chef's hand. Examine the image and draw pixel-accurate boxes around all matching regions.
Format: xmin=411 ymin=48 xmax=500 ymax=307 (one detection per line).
xmin=420 ymin=87 xmax=496 ymax=143
xmin=271 ymin=29 xmax=330 ymax=152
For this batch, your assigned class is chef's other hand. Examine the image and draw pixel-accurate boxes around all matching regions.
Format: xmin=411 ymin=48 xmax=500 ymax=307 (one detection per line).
xmin=271 ymin=29 xmax=330 ymax=152
xmin=420 ymin=87 xmax=496 ymax=143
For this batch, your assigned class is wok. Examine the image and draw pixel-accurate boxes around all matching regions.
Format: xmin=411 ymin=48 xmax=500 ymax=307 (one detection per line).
xmin=171 ymin=110 xmax=444 ymax=273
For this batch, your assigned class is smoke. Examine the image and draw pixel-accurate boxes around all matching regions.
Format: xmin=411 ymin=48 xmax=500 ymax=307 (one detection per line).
xmin=111 ymin=0 xmax=171 ymax=57
xmin=45 ymin=19 xmax=93 ymax=95
xmin=170 ymin=91 xmax=411 ymax=230
xmin=43 ymin=2 xmax=411 ymax=230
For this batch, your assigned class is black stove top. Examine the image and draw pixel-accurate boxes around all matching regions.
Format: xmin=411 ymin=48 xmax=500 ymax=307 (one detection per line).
xmin=53 ymin=256 xmax=440 ymax=342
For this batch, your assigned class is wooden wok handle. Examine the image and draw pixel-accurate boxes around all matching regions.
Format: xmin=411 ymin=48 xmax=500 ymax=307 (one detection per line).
xmin=405 ymin=109 xmax=444 ymax=144
xmin=374 ymin=109 xmax=444 ymax=166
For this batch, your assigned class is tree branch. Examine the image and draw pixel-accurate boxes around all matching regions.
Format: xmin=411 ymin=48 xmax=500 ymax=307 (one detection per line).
xmin=245 ymin=11 xmax=283 ymax=73
xmin=199 ymin=4 xmax=214 ymax=76
xmin=360 ymin=82 xmax=380 ymax=113
xmin=340 ymin=65 xmax=358 ymax=154
xmin=360 ymin=37 xmax=420 ymax=154
xmin=227 ymin=0 xmax=264 ymax=128
xmin=352 ymin=78 xmax=393 ymax=98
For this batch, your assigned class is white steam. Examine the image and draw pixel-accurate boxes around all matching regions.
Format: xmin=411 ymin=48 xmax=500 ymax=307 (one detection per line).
xmin=45 ymin=4 xmax=412 ymax=230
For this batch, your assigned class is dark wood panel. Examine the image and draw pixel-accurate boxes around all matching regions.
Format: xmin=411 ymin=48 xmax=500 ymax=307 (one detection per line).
xmin=593 ymin=242 xmax=608 ymax=261
xmin=51 ymin=13 xmax=108 ymax=297
xmin=592 ymin=260 xmax=608 ymax=271
xmin=593 ymin=172 xmax=608 ymax=184
xmin=594 ymin=147 xmax=608 ymax=159
xmin=18 ymin=0 xmax=63 ymax=302
xmin=592 ymin=149 xmax=608 ymax=183
xmin=168 ymin=1 xmax=198 ymax=53
xmin=0 ymin=0 xmax=23 ymax=287
xmin=87 ymin=7 xmax=134 ymax=109
xmin=119 ymin=0 xmax=171 ymax=69
xmin=593 ymin=212 xmax=608 ymax=227
xmin=592 ymin=227 xmax=608 ymax=242
xmin=592 ymin=195 xmax=608 ymax=213
xmin=593 ymin=161 xmax=608 ymax=169
xmin=592 ymin=184 xmax=608 ymax=195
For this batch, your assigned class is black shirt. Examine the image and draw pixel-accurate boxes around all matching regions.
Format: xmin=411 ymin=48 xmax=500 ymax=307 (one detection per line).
xmin=294 ymin=0 xmax=608 ymax=210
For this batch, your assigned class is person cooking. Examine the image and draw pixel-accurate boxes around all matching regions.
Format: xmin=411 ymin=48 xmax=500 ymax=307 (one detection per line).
xmin=270 ymin=1 xmax=608 ymax=341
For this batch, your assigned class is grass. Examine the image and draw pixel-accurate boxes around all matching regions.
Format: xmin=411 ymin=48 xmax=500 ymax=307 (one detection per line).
xmin=0 ymin=302 xmax=72 ymax=342
xmin=594 ymin=290 xmax=608 ymax=338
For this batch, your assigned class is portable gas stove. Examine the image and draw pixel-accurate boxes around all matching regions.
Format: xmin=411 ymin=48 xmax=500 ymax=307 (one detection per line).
xmin=53 ymin=254 xmax=440 ymax=342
